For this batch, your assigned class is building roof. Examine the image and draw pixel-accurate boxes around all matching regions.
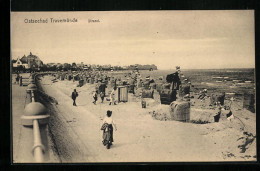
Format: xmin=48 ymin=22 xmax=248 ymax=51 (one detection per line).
xmin=20 ymin=55 xmax=27 ymax=63
xmin=20 ymin=52 xmax=42 ymax=64
xmin=27 ymin=52 xmax=41 ymax=60
xmin=12 ymin=57 xmax=28 ymax=67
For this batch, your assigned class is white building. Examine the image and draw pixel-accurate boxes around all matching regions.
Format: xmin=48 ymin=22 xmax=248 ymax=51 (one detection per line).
xmin=12 ymin=57 xmax=29 ymax=69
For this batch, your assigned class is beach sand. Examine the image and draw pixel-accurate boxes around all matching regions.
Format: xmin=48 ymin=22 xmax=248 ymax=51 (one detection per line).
xmin=36 ymin=74 xmax=256 ymax=162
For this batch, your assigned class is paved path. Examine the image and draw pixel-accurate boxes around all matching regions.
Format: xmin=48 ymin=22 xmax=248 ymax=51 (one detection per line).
xmin=12 ymin=74 xmax=60 ymax=163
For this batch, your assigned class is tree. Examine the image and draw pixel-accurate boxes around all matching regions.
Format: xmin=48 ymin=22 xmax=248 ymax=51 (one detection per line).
xmin=67 ymin=64 xmax=71 ymax=70
xmin=40 ymin=64 xmax=48 ymax=71
xmin=17 ymin=65 xmax=25 ymax=72
xmin=72 ymin=62 xmax=77 ymax=68
xmin=63 ymin=63 xmax=71 ymax=71
xmin=71 ymin=63 xmax=77 ymax=71
xmin=57 ymin=65 xmax=63 ymax=71
xmin=51 ymin=65 xmax=57 ymax=71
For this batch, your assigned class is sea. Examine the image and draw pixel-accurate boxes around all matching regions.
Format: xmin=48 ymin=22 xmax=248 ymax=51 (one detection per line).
xmin=138 ymin=68 xmax=255 ymax=95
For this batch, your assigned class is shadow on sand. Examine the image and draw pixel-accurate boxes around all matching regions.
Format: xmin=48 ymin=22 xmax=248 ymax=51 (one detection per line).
xmin=110 ymin=143 xmax=125 ymax=149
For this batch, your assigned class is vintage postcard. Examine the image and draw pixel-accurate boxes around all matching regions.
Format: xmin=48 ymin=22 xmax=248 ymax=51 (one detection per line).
xmin=11 ymin=11 xmax=256 ymax=163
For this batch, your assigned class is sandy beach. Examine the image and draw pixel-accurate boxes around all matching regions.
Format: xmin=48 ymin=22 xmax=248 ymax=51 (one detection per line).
xmin=35 ymin=74 xmax=256 ymax=162
xmin=11 ymin=10 xmax=256 ymax=164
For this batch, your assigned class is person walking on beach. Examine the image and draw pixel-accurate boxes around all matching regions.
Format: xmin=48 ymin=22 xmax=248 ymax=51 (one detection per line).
xmin=71 ymin=89 xmax=78 ymax=106
xmin=100 ymin=91 xmax=105 ymax=103
xmin=19 ymin=76 xmax=23 ymax=86
xmin=100 ymin=110 xmax=117 ymax=149
xmin=15 ymin=74 xmax=20 ymax=84
xmin=93 ymin=90 xmax=98 ymax=105
xmin=109 ymin=89 xmax=116 ymax=105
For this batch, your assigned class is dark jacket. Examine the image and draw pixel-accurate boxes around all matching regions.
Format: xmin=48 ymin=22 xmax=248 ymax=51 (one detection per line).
xmin=72 ymin=92 xmax=78 ymax=100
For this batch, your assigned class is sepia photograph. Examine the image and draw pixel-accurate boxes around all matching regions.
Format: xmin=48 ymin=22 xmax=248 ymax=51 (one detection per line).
xmin=11 ymin=11 xmax=256 ymax=163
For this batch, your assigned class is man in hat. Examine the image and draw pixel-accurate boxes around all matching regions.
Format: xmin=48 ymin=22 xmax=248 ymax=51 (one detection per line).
xmin=71 ymin=89 xmax=79 ymax=106
xmin=109 ymin=89 xmax=116 ymax=105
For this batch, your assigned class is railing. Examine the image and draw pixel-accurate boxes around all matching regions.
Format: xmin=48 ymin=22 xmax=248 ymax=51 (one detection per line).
xmin=21 ymin=73 xmax=50 ymax=163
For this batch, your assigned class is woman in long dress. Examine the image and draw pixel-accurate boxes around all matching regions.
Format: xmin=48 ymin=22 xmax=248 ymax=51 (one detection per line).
xmin=101 ymin=110 xmax=117 ymax=149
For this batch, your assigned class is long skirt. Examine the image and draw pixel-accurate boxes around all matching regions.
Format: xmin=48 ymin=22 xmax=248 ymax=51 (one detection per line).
xmin=102 ymin=124 xmax=113 ymax=146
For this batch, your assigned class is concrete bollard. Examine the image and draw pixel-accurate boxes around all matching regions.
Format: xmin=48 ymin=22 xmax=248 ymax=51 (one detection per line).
xmin=22 ymin=102 xmax=49 ymax=126
xmin=21 ymin=102 xmax=50 ymax=162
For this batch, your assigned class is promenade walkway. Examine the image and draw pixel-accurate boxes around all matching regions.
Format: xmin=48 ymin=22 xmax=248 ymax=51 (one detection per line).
xmin=12 ymin=74 xmax=59 ymax=163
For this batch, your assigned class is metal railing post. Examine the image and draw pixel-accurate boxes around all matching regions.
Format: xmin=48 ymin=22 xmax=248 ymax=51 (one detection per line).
xmin=31 ymin=91 xmax=35 ymax=102
xmin=32 ymin=119 xmax=44 ymax=162
xmin=22 ymin=73 xmax=49 ymax=163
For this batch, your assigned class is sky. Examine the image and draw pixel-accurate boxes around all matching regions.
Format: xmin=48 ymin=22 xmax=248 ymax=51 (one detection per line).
xmin=11 ymin=11 xmax=255 ymax=70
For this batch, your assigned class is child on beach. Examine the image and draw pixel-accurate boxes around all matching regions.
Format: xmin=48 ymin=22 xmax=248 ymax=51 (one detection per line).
xmin=93 ymin=91 xmax=98 ymax=105
xmin=109 ymin=90 xmax=116 ymax=105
